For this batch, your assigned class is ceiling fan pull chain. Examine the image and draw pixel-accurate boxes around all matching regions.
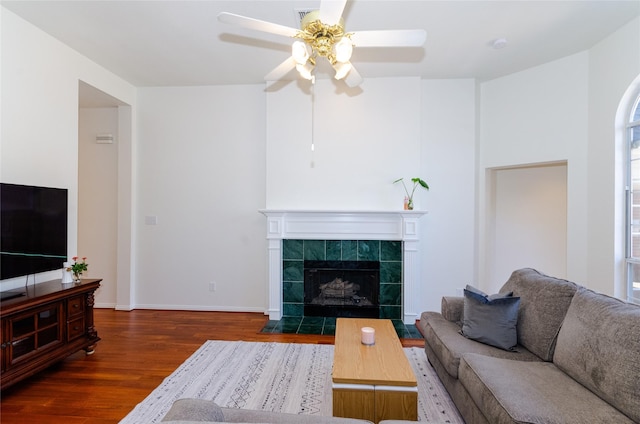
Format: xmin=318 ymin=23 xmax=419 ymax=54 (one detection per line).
xmin=310 ymin=81 xmax=316 ymax=168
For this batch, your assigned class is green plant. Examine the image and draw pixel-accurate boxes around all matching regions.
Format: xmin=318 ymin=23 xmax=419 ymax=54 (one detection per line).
xmin=68 ymin=256 xmax=88 ymax=278
xmin=394 ymin=177 xmax=429 ymax=210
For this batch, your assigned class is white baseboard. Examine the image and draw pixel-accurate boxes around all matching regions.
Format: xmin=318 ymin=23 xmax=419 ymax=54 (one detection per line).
xmin=100 ymin=303 xmax=267 ymax=313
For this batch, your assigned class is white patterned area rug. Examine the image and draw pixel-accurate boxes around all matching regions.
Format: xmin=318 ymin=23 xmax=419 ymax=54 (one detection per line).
xmin=119 ymin=341 xmax=464 ymax=423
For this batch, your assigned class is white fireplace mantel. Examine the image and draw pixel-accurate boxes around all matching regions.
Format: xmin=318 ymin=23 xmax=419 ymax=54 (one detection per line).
xmin=259 ymin=209 xmax=428 ymax=324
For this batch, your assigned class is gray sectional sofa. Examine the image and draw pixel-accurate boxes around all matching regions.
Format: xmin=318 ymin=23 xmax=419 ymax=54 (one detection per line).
xmin=418 ymin=268 xmax=640 ymax=424
xmin=161 ymin=398 xmax=439 ymax=424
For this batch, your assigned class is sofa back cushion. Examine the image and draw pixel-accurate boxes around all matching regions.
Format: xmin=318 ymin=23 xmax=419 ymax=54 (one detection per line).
xmin=553 ymin=288 xmax=640 ymax=423
xmin=500 ymin=268 xmax=578 ymax=361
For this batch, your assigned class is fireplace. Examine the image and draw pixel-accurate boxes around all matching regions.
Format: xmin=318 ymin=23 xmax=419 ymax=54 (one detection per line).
xmin=304 ymin=260 xmax=380 ymax=318
xmin=259 ymin=210 xmax=427 ymax=324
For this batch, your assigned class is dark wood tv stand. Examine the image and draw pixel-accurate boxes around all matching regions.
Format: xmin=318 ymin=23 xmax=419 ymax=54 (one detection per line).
xmin=0 ymin=278 xmax=101 ymax=390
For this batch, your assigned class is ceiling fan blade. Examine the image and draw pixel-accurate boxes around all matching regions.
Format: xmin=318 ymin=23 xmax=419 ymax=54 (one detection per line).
xmin=218 ymin=12 xmax=299 ymax=38
xmin=264 ymin=56 xmax=297 ymax=81
xmin=350 ymin=29 xmax=427 ymax=47
xmin=344 ymin=64 xmax=363 ymax=88
xmin=319 ymin=0 xmax=348 ymax=25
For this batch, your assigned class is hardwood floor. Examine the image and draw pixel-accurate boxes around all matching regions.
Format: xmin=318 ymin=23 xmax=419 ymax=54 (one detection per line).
xmin=0 ymin=309 xmax=424 ymax=424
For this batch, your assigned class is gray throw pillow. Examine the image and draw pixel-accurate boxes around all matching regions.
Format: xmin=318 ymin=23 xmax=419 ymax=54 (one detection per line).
xmin=461 ymin=286 xmax=520 ymax=351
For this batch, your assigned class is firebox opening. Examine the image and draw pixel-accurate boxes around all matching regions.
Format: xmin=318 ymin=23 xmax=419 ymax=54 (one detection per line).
xmin=304 ymin=260 xmax=380 ymax=318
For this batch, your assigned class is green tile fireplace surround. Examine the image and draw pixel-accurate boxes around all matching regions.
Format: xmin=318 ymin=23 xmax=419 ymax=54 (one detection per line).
xmin=281 ymin=239 xmax=403 ymax=319
xmin=258 ymin=209 xmax=428 ymax=326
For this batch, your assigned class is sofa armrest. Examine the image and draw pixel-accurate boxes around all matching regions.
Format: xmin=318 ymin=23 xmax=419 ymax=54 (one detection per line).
xmin=162 ymin=399 xmax=225 ymax=422
xmin=163 ymin=398 xmax=374 ymax=423
xmin=441 ymin=296 xmax=464 ymax=323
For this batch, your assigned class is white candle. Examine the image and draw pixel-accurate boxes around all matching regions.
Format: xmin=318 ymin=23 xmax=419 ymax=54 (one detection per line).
xmin=361 ymin=327 xmax=375 ymax=345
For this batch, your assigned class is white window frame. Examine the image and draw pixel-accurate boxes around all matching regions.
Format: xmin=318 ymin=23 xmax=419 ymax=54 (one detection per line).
xmin=625 ymin=93 xmax=640 ymax=305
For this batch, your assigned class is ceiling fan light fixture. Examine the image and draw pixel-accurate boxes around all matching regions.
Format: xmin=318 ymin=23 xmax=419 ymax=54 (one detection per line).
xmin=219 ymin=2 xmax=428 ymax=88
xmin=296 ymin=62 xmax=315 ymax=80
xmin=333 ymin=61 xmax=352 ymax=80
xmin=334 ymin=37 xmax=353 ymax=63
xmin=292 ymin=41 xmax=311 ymax=64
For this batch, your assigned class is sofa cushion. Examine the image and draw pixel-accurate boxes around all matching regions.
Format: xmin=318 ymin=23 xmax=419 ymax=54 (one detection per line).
xmin=500 ymin=268 xmax=578 ymax=361
xmin=553 ymin=288 xmax=640 ymax=423
xmin=420 ymin=311 xmax=541 ymax=380
xmin=459 ymin=353 xmax=636 ymax=424
xmin=461 ymin=287 xmax=520 ymax=350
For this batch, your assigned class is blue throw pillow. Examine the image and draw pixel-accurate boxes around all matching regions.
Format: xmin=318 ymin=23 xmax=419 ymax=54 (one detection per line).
xmin=461 ymin=285 xmax=520 ymax=351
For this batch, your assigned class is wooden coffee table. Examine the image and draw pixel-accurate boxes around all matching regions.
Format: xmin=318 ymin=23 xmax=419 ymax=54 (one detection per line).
xmin=332 ymin=318 xmax=418 ymax=423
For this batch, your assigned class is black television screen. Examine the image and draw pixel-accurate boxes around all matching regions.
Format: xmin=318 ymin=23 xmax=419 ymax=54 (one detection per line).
xmin=1 ymin=183 xmax=68 ymax=280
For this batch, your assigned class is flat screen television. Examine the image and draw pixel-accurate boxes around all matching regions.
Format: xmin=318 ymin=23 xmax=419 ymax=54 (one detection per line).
xmin=1 ymin=183 xmax=68 ymax=280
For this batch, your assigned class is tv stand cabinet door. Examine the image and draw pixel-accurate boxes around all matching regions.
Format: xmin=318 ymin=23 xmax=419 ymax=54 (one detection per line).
xmin=5 ymin=302 xmax=64 ymax=367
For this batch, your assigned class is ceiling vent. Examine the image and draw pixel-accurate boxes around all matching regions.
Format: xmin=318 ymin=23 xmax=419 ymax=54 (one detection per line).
xmin=95 ymin=134 xmax=114 ymax=144
xmin=293 ymin=9 xmax=314 ymax=27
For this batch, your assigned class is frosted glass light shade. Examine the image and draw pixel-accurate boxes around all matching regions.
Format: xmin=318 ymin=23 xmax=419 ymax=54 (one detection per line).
xmin=296 ymin=62 xmax=315 ymax=80
xmin=333 ymin=62 xmax=352 ymax=80
xmin=292 ymin=41 xmax=310 ymax=64
xmin=334 ymin=38 xmax=353 ymax=63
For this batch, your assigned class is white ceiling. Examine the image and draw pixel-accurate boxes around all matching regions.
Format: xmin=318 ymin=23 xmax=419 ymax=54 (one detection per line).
xmin=3 ymin=0 xmax=640 ymax=88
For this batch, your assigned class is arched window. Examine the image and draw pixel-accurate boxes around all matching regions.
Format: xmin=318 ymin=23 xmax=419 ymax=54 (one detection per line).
xmin=625 ymin=94 xmax=640 ymax=304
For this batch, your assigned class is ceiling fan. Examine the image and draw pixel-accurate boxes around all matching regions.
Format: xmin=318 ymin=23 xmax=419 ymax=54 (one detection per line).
xmin=217 ymin=0 xmax=427 ymax=87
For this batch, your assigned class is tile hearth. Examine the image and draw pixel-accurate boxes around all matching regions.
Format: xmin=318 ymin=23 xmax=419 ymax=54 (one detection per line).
xmin=261 ymin=316 xmax=423 ymax=339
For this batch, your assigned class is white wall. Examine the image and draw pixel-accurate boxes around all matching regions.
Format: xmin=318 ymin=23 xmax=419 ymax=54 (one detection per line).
xmin=78 ymin=107 xmax=119 ymax=307
xmin=266 ymin=77 xmax=422 ymax=210
xmin=134 ymin=85 xmax=267 ymax=310
xmin=1 ymin=8 xmax=135 ymax=291
xmin=420 ymin=79 xmax=477 ymax=311
xmin=131 ymin=78 xmax=477 ymax=314
xmin=479 ymin=52 xmax=589 ymax=290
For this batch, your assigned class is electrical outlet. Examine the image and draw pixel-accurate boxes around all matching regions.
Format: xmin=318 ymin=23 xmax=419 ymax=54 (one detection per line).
xmin=209 ymin=282 xmax=216 ymax=292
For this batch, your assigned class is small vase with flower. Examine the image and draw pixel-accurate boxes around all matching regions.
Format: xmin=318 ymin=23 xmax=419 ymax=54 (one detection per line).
xmin=393 ymin=177 xmax=429 ymax=210
xmin=67 ymin=256 xmax=88 ymax=283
